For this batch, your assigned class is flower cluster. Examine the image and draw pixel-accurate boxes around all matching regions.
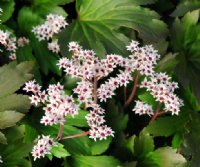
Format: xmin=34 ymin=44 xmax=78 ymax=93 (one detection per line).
xmin=24 ymin=38 xmax=184 ymax=160
xmin=58 ymin=42 xmax=132 ymax=103
xmin=32 ymin=135 xmax=57 ymax=161
xmin=48 ymin=40 xmax=60 ymax=53
xmin=128 ymin=41 xmax=160 ymax=76
xmin=32 ymin=14 xmax=68 ymax=41
xmin=140 ymin=73 xmax=183 ymax=115
xmin=58 ymin=41 xmax=183 ymax=117
xmin=0 ymin=30 xmax=17 ymax=60
xmin=58 ymin=42 xmax=117 ymax=140
xmin=86 ymin=104 xmax=114 ymax=141
xmin=23 ymin=80 xmax=79 ymax=125
xmin=17 ymin=37 xmax=29 ymax=47
xmin=132 ymin=101 xmax=154 ymax=116
xmin=0 ymin=10 xmax=29 ymax=60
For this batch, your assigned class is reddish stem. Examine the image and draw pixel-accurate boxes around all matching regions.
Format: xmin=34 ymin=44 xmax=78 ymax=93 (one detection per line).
xmin=124 ymin=72 xmax=140 ymax=108
xmin=124 ymin=86 xmax=127 ymax=103
xmin=93 ymin=76 xmax=98 ymax=104
xmin=149 ymin=104 xmax=163 ymax=125
xmin=56 ymin=124 xmax=64 ymax=141
xmin=157 ymin=111 xmax=167 ymax=116
xmin=61 ymin=131 xmax=90 ymax=140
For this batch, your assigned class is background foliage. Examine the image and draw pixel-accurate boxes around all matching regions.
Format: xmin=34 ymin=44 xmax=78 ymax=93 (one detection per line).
xmin=0 ymin=0 xmax=200 ymax=167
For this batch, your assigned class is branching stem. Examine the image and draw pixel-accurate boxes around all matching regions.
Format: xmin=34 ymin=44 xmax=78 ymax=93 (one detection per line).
xmin=61 ymin=131 xmax=90 ymax=140
xmin=56 ymin=124 xmax=64 ymax=141
xmin=93 ymin=76 xmax=98 ymax=104
xmin=124 ymin=72 xmax=140 ymax=108
xmin=149 ymin=104 xmax=166 ymax=124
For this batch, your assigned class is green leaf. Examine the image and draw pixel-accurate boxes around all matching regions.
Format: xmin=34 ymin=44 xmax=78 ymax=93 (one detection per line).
xmin=123 ymin=135 xmax=136 ymax=155
xmin=146 ymin=112 xmax=188 ymax=137
xmin=51 ymin=143 xmax=71 ymax=158
xmin=170 ymin=10 xmax=200 ymax=103
xmin=156 ymin=53 xmax=178 ymax=73
xmin=90 ymin=137 xmax=112 ymax=155
xmin=59 ymin=0 xmax=168 ymax=57
xmin=128 ymin=0 xmax=157 ymax=5
xmin=0 ymin=94 xmax=30 ymax=113
xmin=0 ymin=0 xmax=15 ymax=23
xmin=34 ymin=3 xmax=68 ymax=18
xmin=46 ymin=125 xmax=92 ymax=155
xmin=24 ymin=124 xmax=38 ymax=143
xmin=0 ymin=111 xmax=24 ymax=129
xmin=0 ymin=131 xmax=7 ymax=144
xmin=106 ymin=100 xmax=128 ymax=137
xmin=134 ymin=129 xmax=154 ymax=160
xmin=17 ymin=45 xmax=36 ymax=62
xmin=0 ymin=61 xmax=33 ymax=98
xmin=183 ymin=87 xmax=200 ymax=112
xmin=31 ymin=37 xmax=61 ymax=75
xmin=138 ymin=93 xmax=158 ymax=110
xmin=18 ymin=7 xmax=63 ymax=75
xmin=33 ymin=0 xmax=74 ymax=6
xmin=0 ymin=126 xmax=33 ymax=167
xmin=17 ymin=7 xmax=42 ymax=34
xmin=72 ymin=155 xmax=121 ymax=167
xmin=171 ymin=1 xmax=200 ymax=17
xmin=180 ymin=112 xmax=200 ymax=166
xmin=172 ymin=133 xmax=183 ymax=149
xmin=123 ymin=161 xmax=137 ymax=167
xmin=147 ymin=147 xmax=187 ymax=167
xmin=66 ymin=110 xmax=88 ymax=127
xmin=17 ymin=159 xmax=32 ymax=167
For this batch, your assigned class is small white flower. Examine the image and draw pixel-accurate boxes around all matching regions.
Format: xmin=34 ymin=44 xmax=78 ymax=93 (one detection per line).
xmin=133 ymin=101 xmax=154 ymax=116
xmin=9 ymin=53 xmax=16 ymax=60
xmin=32 ymin=135 xmax=57 ymax=161
xmin=17 ymin=37 xmax=29 ymax=47
xmin=48 ymin=40 xmax=60 ymax=53
xmin=32 ymin=14 xmax=68 ymax=41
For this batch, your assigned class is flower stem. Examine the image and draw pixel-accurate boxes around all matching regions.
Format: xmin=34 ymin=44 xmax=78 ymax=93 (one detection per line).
xmin=93 ymin=76 xmax=98 ymax=104
xmin=61 ymin=131 xmax=90 ymax=140
xmin=124 ymin=86 xmax=127 ymax=103
xmin=56 ymin=124 xmax=64 ymax=141
xmin=124 ymin=72 xmax=140 ymax=108
xmin=149 ymin=104 xmax=163 ymax=125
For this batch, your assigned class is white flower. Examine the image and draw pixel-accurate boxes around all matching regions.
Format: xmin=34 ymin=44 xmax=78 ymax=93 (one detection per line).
xmin=32 ymin=14 xmax=68 ymax=41
xmin=68 ymin=41 xmax=81 ymax=52
xmin=17 ymin=37 xmax=29 ymax=47
xmin=48 ymin=40 xmax=60 ymax=53
xmin=132 ymin=101 xmax=154 ymax=116
xmin=9 ymin=53 xmax=16 ymax=60
xmin=32 ymin=135 xmax=57 ymax=161
xmin=126 ymin=40 xmax=139 ymax=52
xmin=140 ymin=73 xmax=183 ymax=115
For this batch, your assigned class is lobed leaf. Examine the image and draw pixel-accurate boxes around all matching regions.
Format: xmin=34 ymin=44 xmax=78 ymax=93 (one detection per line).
xmin=0 ymin=61 xmax=33 ymax=98
xmin=0 ymin=111 xmax=24 ymax=129
xmin=71 ymin=155 xmax=121 ymax=167
xmin=59 ymin=0 xmax=168 ymax=57
xmin=0 ymin=0 xmax=15 ymax=23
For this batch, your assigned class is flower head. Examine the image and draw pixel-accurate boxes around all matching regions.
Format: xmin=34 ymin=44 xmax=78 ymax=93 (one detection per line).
xmin=48 ymin=40 xmax=60 ymax=53
xmin=132 ymin=101 xmax=154 ymax=116
xmin=32 ymin=14 xmax=68 ymax=41
xmin=32 ymin=135 xmax=57 ymax=161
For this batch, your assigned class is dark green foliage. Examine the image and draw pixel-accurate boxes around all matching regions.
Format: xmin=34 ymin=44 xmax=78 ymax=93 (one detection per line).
xmin=0 ymin=0 xmax=200 ymax=166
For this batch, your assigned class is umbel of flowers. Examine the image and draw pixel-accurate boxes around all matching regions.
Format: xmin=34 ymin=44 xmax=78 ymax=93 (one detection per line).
xmin=0 ymin=8 xmax=29 ymax=60
xmin=24 ymin=40 xmax=183 ymax=160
